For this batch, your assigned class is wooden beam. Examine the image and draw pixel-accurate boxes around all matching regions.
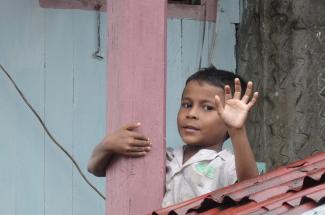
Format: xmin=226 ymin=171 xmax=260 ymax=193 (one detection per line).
xmin=106 ymin=0 xmax=166 ymax=214
xmin=167 ymin=0 xmax=217 ymax=21
xmin=39 ymin=0 xmax=106 ymax=11
xmin=39 ymin=0 xmax=217 ymax=22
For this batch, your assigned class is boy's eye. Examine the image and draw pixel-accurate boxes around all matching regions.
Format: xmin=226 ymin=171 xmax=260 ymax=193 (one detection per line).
xmin=181 ymin=102 xmax=191 ymax=108
xmin=203 ymin=105 xmax=214 ymax=111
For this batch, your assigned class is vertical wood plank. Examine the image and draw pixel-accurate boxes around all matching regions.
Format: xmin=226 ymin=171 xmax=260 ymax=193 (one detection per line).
xmin=72 ymin=10 xmax=106 ymax=215
xmin=106 ymin=0 xmax=167 ymax=214
xmin=166 ymin=19 xmax=215 ymax=149
xmin=1 ymin=1 xmax=106 ymax=215
xmin=166 ymin=19 xmax=183 ymax=148
xmin=182 ymin=20 xmax=208 ymax=72
xmin=0 ymin=70 xmax=16 ymax=215
xmin=44 ymin=9 xmax=74 ymax=215
xmin=166 ymin=0 xmax=238 ymax=150
xmin=211 ymin=0 xmax=239 ymax=72
xmin=0 ymin=0 xmax=45 ymax=214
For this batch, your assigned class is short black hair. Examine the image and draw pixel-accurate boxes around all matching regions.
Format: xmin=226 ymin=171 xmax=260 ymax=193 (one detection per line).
xmin=185 ymin=65 xmax=247 ymax=96
xmin=184 ymin=65 xmax=247 ymax=141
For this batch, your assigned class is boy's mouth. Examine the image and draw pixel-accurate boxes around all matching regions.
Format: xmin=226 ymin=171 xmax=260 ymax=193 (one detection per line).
xmin=182 ymin=125 xmax=200 ymax=132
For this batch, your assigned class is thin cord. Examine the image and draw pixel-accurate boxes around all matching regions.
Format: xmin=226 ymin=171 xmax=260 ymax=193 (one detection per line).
xmin=0 ymin=63 xmax=106 ymax=200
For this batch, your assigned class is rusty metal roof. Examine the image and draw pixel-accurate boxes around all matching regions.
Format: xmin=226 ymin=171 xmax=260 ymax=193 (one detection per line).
xmin=152 ymin=152 xmax=325 ymax=215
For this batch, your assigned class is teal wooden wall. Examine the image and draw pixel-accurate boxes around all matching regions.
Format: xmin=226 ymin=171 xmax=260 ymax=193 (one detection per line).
xmin=0 ymin=0 xmax=106 ymax=214
xmin=166 ymin=0 xmax=239 ymax=149
xmin=0 ymin=0 xmax=238 ymax=214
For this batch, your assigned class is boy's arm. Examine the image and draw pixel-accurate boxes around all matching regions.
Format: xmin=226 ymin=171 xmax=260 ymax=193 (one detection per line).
xmin=87 ymin=141 xmax=114 ymax=177
xmin=215 ymin=78 xmax=259 ymax=181
xmin=229 ymin=127 xmax=258 ymax=181
xmin=87 ymin=123 xmax=151 ymax=177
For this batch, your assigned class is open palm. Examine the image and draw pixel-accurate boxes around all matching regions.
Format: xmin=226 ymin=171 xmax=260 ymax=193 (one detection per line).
xmin=215 ymin=78 xmax=258 ymax=129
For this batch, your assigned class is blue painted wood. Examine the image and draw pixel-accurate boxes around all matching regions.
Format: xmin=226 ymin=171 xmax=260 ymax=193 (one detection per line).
xmin=166 ymin=19 xmax=218 ymax=149
xmin=0 ymin=0 xmax=106 ymax=215
xmin=0 ymin=1 xmax=45 ymax=215
xmin=211 ymin=0 xmax=239 ymax=72
xmin=44 ymin=9 xmax=74 ymax=215
xmin=166 ymin=0 xmax=240 ymax=151
xmin=0 ymin=74 xmax=16 ymax=215
xmin=0 ymin=0 xmax=243 ymax=214
xmin=71 ymin=10 xmax=106 ymax=215
xmin=166 ymin=19 xmax=183 ymax=149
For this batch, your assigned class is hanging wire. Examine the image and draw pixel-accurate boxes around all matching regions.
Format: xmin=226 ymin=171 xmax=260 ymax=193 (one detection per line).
xmin=92 ymin=4 xmax=104 ymax=60
xmin=198 ymin=1 xmax=207 ymax=70
xmin=0 ymin=63 xmax=106 ymax=200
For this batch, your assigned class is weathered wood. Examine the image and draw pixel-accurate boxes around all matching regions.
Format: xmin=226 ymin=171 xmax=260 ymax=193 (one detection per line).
xmin=44 ymin=9 xmax=106 ymax=215
xmin=44 ymin=10 xmax=74 ymax=215
xmin=0 ymin=1 xmax=106 ymax=214
xmin=72 ymin=11 xmax=106 ymax=215
xmin=106 ymin=0 xmax=166 ymax=214
xmin=0 ymin=1 xmax=45 ymax=214
xmin=39 ymin=0 xmax=217 ymax=21
xmin=167 ymin=0 xmax=217 ymax=21
xmin=166 ymin=19 xmax=217 ymax=148
xmin=166 ymin=0 xmax=240 ymax=150
xmin=39 ymin=0 xmax=106 ymax=11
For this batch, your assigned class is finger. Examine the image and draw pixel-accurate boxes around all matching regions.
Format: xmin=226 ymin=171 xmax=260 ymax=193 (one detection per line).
xmin=242 ymin=81 xmax=253 ymax=103
xmin=127 ymin=146 xmax=151 ymax=152
xmin=224 ymin=85 xmax=232 ymax=101
xmin=130 ymin=139 xmax=151 ymax=147
xmin=214 ymin=95 xmax=224 ymax=114
xmin=234 ymin=78 xmax=242 ymax=99
xmin=247 ymin=92 xmax=259 ymax=110
xmin=124 ymin=151 xmax=147 ymax=157
xmin=129 ymin=131 xmax=149 ymax=141
xmin=121 ymin=122 xmax=141 ymax=131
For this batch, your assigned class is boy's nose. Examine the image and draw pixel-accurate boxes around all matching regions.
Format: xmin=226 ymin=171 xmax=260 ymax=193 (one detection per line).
xmin=186 ymin=108 xmax=198 ymax=119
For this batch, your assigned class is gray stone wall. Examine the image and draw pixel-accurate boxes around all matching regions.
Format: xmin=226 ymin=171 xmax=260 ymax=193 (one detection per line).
xmin=238 ymin=0 xmax=325 ymax=169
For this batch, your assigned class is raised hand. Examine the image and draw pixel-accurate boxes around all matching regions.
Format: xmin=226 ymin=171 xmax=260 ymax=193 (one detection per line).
xmin=214 ymin=78 xmax=258 ymax=129
xmin=101 ymin=123 xmax=151 ymax=157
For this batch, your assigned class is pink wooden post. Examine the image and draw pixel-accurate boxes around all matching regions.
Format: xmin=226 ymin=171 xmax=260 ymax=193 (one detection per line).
xmin=106 ymin=0 xmax=166 ymax=214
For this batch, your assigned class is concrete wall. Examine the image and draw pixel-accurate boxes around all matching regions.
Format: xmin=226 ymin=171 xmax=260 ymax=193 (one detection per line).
xmin=238 ymin=0 xmax=325 ymax=169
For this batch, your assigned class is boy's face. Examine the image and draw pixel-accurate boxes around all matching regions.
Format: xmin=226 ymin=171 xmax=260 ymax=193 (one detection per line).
xmin=177 ymin=80 xmax=227 ymax=148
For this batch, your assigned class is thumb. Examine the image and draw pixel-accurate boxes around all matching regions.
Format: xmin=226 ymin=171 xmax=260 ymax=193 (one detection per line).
xmin=121 ymin=122 xmax=141 ymax=131
xmin=214 ymin=95 xmax=224 ymax=115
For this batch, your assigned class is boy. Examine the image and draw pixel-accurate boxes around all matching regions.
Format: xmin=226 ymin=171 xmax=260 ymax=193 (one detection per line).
xmin=87 ymin=66 xmax=259 ymax=207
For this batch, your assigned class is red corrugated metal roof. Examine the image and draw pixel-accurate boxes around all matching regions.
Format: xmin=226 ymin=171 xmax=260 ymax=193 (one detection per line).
xmin=151 ymin=152 xmax=325 ymax=215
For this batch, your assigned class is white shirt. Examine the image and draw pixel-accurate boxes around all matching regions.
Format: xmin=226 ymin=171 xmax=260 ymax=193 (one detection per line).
xmin=161 ymin=147 xmax=237 ymax=207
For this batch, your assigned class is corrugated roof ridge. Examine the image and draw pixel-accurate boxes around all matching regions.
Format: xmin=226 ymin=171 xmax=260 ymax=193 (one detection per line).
xmin=213 ymin=183 xmax=325 ymax=215
xmin=151 ymin=152 xmax=325 ymax=215
xmin=151 ymin=194 xmax=212 ymax=215
xmin=248 ymin=167 xmax=325 ymax=202
xmin=280 ymin=201 xmax=317 ymax=215
xmin=196 ymin=171 xmax=325 ymax=215
xmin=262 ymin=203 xmax=292 ymax=215
xmin=201 ymin=157 xmax=325 ymax=215
xmin=209 ymin=153 xmax=325 ymax=203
